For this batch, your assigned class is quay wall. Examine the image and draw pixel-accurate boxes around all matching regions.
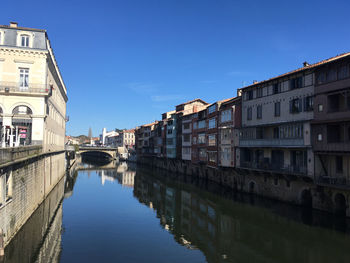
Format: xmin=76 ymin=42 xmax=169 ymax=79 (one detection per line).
xmin=0 ymin=151 xmax=66 ymax=248
xmin=136 ymin=156 xmax=350 ymax=217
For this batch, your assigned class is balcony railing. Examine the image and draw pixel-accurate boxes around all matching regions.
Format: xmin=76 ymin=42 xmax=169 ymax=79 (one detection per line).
xmin=239 ymin=138 xmax=304 ymax=147
xmin=0 ymin=82 xmax=51 ymax=94
xmin=239 ymin=161 xmax=307 ymax=175
xmin=316 ymin=175 xmax=350 ymax=189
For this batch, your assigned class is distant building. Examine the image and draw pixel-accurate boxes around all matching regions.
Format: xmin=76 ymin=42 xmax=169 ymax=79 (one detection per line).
xmin=0 ymin=22 xmax=68 ymax=151
xmin=116 ymin=129 xmax=135 ymax=148
xmin=100 ymin=128 xmax=118 ymax=146
xmin=218 ymin=97 xmax=241 ymax=167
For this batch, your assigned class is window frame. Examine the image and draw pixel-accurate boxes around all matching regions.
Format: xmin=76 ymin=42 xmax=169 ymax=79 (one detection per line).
xmin=20 ymin=34 xmax=30 ymax=47
xmin=274 ymin=101 xmax=281 ymax=117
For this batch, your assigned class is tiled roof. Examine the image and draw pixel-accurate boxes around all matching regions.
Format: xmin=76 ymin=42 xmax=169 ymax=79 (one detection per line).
xmin=143 ymin=121 xmax=158 ymax=127
xmin=175 ymin=98 xmax=208 ymax=107
xmin=241 ymin=52 xmax=350 ymax=90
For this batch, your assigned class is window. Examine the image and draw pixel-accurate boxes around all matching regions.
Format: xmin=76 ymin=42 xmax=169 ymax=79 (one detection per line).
xmin=193 ymin=122 xmax=198 ymax=130
xmin=304 ymin=96 xmax=314 ymax=111
xmin=221 ymin=147 xmax=231 ymax=161
xmin=168 ymin=120 xmax=173 ymax=126
xmin=338 ymin=65 xmax=349 ymax=80
xmin=208 ymin=118 xmax=216 ymax=129
xmin=20 ymin=34 xmax=29 ymax=47
xmin=166 ymin=138 xmax=173 ymax=145
xmin=290 ymin=98 xmax=302 ymax=113
xmin=19 ymin=68 xmax=29 ymax=89
xmin=257 ymin=105 xmax=262 ymax=119
xmin=273 ymin=127 xmax=279 ymax=139
xmin=198 ymin=120 xmax=206 ymax=129
xmin=167 ymin=129 xmax=173 ymax=134
xmin=183 ymin=123 xmax=190 ymax=130
xmin=208 ymin=104 xmax=217 ymax=114
xmin=12 ymin=105 xmax=32 ymax=115
xmin=182 ymin=147 xmax=191 ymax=155
xmin=247 ymin=107 xmax=252 ymax=120
xmin=336 ymin=156 xmax=343 ymax=173
xmin=273 ymin=83 xmax=280 ymax=94
xmin=290 ymin=77 xmax=303 ymax=90
xmin=327 ymin=125 xmax=341 ymax=143
xmin=208 ymin=152 xmax=217 ymax=163
xmin=274 ymin=102 xmax=280 ymax=117
xmin=193 ymin=136 xmax=197 ymax=144
xmin=326 ymin=68 xmax=337 ymax=82
xmin=256 ymin=127 xmax=264 ymax=139
xmin=318 ymin=104 xmax=323 ymax=112
xmin=317 ymin=133 xmax=322 ymax=141
xmin=256 ymin=87 xmax=263 ymax=98
xmin=317 ymin=72 xmax=326 ymax=84
xmin=220 ymin=128 xmax=232 ymax=141
xmin=199 ymin=148 xmax=206 ymax=158
xmin=221 ymin=109 xmax=232 ymax=123
xmin=208 ymin=135 xmax=216 ymax=146
xmin=246 ymin=90 xmax=253 ymax=100
xmin=198 ymin=133 xmax=206 ymax=144
xmin=183 ymin=134 xmax=190 ymax=142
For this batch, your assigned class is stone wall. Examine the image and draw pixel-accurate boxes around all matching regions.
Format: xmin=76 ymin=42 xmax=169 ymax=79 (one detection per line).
xmin=2 ymin=176 xmax=64 ymax=263
xmin=0 ymin=151 xmax=66 ymax=247
xmin=136 ymin=156 xmax=350 ymax=217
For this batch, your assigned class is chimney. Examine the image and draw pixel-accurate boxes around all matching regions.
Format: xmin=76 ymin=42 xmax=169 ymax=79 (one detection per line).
xmin=303 ymin=61 xmax=310 ymax=67
xmin=10 ymin=22 xmax=18 ymax=28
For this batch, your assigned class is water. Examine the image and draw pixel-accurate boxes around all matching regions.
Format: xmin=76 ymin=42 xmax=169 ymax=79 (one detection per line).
xmin=4 ymin=162 xmax=350 ymax=263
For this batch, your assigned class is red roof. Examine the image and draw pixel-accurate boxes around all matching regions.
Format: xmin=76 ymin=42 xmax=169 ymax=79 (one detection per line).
xmin=175 ymin=98 xmax=208 ymax=107
xmin=241 ymin=52 xmax=350 ymax=90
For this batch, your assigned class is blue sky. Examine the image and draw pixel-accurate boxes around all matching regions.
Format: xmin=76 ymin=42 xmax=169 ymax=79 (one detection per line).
xmin=2 ymin=0 xmax=350 ymax=136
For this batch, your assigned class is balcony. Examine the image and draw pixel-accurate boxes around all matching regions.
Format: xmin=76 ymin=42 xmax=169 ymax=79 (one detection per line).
xmin=239 ymin=138 xmax=304 ymax=147
xmin=0 ymin=82 xmax=51 ymax=95
xmin=239 ymin=161 xmax=307 ymax=175
xmin=316 ymin=175 xmax=350 ymax=189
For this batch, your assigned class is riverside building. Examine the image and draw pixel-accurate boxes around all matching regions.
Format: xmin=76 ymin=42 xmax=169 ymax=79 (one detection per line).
xmin=0 ymin=22 xmax=67 ymax=152
xmin=238 ymin=62 xmax=315 ymax=177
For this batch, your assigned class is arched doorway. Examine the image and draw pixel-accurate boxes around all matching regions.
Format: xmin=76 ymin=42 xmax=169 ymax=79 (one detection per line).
xmin=334 ymin=193 xmax=347 ymax=216
xmin=301 ymin=189 xmax=312 ymax=208
xmin=11 ymin=105 xmax=33 ymax=146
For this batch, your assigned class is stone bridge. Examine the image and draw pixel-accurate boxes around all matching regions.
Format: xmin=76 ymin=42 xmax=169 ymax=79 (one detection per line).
xmin=79 ymin=146 xmax=117 ymax=160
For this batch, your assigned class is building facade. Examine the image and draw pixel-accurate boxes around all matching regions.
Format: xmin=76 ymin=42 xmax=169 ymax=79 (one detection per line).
xmin=0 ymin=22 xmax=68 ymax=152
xmin=312 ymin=53 xmax=350 ymax=188
xmin=238 ymin=63 xmax=315 ymax=178
xmin=218 ymin=97 xmax=241 ymax=167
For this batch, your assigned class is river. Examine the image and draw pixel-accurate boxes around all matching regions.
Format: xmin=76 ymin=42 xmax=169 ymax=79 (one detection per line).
xmin=3 ymin=161 xmax=350 ymax=263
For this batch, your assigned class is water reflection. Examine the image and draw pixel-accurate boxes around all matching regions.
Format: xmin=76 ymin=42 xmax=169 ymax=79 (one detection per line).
xmin=4 ymin=162 xmax=350 ymax=263
xmin=3 ymin=177 xmax=65 ymax=263
xmin=134 ymin=167 xmax=350 ymax=263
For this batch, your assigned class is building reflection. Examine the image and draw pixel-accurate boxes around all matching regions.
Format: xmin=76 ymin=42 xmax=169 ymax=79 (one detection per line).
xmin=133 ymin=169 xmax=350 ymax=263
xmin=93 ymin=162 xmax=136 ymax=187
xmin=3 ymin=177 xmax=65 ymax=263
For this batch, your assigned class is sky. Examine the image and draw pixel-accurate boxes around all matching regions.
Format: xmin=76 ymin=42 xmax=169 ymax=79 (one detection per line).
xmin=2 ymin=0 xmax=350 ymax=136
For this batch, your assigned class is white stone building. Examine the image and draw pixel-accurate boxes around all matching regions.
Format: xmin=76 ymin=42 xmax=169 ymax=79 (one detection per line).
xmin=0 ymin=22 xmax=67 ymax=152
